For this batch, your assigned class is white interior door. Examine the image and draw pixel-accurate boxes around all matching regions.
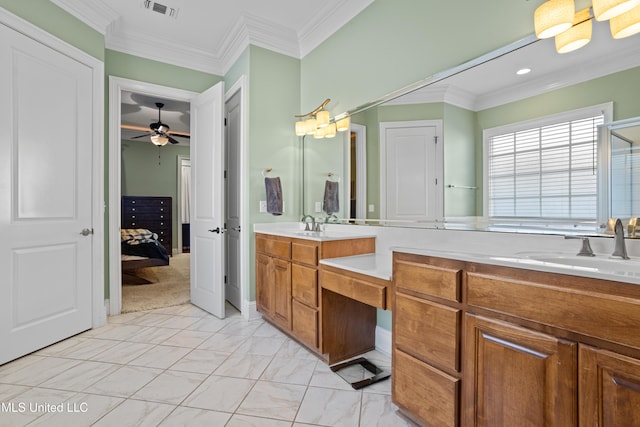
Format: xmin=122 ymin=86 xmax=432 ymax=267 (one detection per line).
xmin=380 ymin=121 xmax=444 ymax=222
xmin=224 ymin=89 xmax=242 ymax=310
xmin=190 ymin=82 xmax=225 ymax=318
xmin=0 ymin=23 xmax=94 ymax=365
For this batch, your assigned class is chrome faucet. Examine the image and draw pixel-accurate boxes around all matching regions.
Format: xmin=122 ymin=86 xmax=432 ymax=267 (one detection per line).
xmin=564 ymin=235 xmax=595 ymax=257
xmin=301 ymin=214 xmax=315 ymax=231
xmin=612 ymin=218 xmax=630 ymax=259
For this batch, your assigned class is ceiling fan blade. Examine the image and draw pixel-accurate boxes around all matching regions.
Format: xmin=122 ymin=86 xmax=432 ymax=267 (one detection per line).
xmin=131 ymin=133 xmax=152 ymax=139
xmin=121 ymin=124 xmax=150 ymax=132
xmin=167 ymin=135 xmax=181 ymax=144
xmin=169 ymin=131 xmax=190 ymax=138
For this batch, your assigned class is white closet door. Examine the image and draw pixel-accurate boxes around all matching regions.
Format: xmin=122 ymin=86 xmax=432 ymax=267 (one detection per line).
xmin=0 ymin=23 xmax=93 ymax=365
xmin=380 ymin=121 xmax=443 ymax=222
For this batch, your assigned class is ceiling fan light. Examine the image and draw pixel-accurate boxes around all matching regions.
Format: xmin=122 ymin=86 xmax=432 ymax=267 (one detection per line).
xmin=150 ymin=134 xmax=169 ymax=146
xmin=336 ymin=116 xmax=351 ymax=132
xmin=592 ymin=0 xmax=640 ymax=21
xmin=555 ymin=9 xmax=592 ymax=53
xmin=316 ymin=110 xmax=330 ymax=128
xmin=534 ymin=0 xmax=575 ymax=39
xmin=610 ymin=4 xmax=640 ymax=38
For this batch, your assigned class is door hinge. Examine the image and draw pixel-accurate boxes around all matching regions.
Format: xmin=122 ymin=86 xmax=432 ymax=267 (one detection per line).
xmin=435 ymin=178 xmax=438 ymax=185
xmin=224 ymin=275 xmax=227 ymax=284
xmin=224 ymin=170 xmax=227 ymax=179
xmin=224 ymin=118 xmax=227 ymax=126
xmin=434 ymin=136 xmax=439 ymax=144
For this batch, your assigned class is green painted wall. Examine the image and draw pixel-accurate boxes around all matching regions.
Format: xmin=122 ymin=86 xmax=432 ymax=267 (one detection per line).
xmin=0 ymin=0 xmax=104 ymax=60
xmin=121 ymin=140 xmax=190 ymax=253
xmin=246 ymin=46 xmax=301 ymax=300
xmin=443 ymin=104 xmax=476 ymax=217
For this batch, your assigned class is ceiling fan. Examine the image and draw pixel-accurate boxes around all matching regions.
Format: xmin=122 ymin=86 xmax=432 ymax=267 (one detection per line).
xmin=125 ymin=102 xmax=189 ymax=146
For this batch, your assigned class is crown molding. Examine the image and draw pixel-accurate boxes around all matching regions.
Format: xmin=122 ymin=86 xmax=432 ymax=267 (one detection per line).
xmin=50 ymin=0 xmax=119 ymax=34
xmin=298 ymin=0 xmax=375 ymax=57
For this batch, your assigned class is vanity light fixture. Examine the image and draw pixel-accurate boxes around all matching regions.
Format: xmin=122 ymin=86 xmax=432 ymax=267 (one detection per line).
xmin=294 ymin=98 xmax=351 ymax=139
xmin=534 ymin=0 xmax=640 ymax=53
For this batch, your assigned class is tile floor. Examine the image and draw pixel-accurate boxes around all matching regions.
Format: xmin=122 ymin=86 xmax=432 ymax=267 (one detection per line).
xmin=0 ymin=303 xmax=413 ymax=426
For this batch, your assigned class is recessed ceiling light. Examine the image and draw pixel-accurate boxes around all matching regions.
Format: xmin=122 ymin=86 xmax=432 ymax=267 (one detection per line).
xmin=516 ymin=68 xmax=532 ymax=75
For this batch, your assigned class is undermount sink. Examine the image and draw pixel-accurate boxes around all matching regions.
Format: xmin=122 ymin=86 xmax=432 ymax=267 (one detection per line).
xmin=512 ymin=252 xmax=640 ymax=275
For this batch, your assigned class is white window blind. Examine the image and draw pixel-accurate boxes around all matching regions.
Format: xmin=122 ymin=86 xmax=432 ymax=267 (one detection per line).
xmin=486 ymin=114 xmax=604 ymax=220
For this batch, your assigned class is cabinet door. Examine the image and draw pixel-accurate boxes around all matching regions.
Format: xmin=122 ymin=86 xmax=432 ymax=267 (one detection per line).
xmin=463 ymin=315 xmax=577 ymax=427
xmin=580 ymin=345 xmax=640 ymax=426
xmin=272 ymin=257 xmax=292 ymax=330
xmin=256 ymin=253 xmax=273 ymax=317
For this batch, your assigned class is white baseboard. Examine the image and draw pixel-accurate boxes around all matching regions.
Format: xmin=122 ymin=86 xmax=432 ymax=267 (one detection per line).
xmin=375 ymin=326 xmax=392 ymax=357
xmin=242 ymin=300 xmax=261 ymax=321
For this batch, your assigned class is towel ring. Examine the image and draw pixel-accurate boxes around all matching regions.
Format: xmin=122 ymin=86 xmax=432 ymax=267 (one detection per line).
xmin=262 ymin=168 xmax=273 ymax=177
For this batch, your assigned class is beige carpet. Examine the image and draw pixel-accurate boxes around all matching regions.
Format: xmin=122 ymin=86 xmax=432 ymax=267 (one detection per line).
xmin=121 ymin=253 xmax=190 ymax=313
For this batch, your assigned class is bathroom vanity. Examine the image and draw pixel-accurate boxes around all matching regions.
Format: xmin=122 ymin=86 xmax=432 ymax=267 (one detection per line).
xmin=392 ymin=249 xmax=640 ymax=427
xmin=255 ymin=230 xmax=389 ymax=363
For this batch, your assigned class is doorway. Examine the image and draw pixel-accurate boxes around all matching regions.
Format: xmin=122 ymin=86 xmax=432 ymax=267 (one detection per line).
xmin=108 ymin=77 xmax=247 ymax=318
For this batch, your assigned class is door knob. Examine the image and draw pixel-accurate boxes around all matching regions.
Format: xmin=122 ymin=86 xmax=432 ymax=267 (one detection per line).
xmin=208 ymin=227 xmax=226 ymax=234
xmin=80 ymin=228 xmax=93 ymax=236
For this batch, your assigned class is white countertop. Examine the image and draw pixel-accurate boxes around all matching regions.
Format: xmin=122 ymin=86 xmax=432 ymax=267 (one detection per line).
xmin=319 ymin=253 xmax=392 ymax=281
xmin=254 ymin=223 xmax=376 ymax=242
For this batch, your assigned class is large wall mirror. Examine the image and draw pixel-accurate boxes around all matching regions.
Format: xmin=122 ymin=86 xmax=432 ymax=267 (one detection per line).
xmin=303 ymin=20 xmax=640 ymax=234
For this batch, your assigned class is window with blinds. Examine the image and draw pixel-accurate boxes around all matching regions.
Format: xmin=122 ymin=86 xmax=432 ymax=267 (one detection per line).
xmin=486 ymin=113 xmax=604 ymax=221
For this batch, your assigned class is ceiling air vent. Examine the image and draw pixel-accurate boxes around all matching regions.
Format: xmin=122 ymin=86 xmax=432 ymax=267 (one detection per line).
xmin=142 ymin=0 xmax=179 ymax=19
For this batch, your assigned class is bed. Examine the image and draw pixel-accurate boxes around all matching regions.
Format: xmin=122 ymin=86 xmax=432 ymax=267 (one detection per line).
xmin=121 ymin=195 xmax=173 ymax=284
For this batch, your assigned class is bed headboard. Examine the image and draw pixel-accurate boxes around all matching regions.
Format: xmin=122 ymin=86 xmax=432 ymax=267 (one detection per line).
xmin=121 ymin=196 xmax=172 ymax=256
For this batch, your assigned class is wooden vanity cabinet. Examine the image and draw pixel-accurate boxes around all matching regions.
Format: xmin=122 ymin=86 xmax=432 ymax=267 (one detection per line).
xmin=392 ymin=251 xmax=640 ymax=427
xmin=255 ymin=233 xmax=374 ymax=357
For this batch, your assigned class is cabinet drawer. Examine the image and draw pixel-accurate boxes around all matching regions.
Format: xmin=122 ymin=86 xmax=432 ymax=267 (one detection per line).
xmin=395 ymin=293 xmax=460 ymax=372
xmin=292 ymin=300 xmax=318 ymax=350
xmin=393 ymin=349 xmax=459 ymax=427
xmin=320 ymin=269 xmax=386 ymax=309
xmin=256 ymin=236 xmax=291 ymax=259
xmin=292 ymin=241 xmax=318 ymax=266
xmin=394 ymin=258 xmax=461 ymax=302
xmin=466 ymin=271 xmax=640 ymax=349
xmin=292 ymin=264 xmax=318 ymax=307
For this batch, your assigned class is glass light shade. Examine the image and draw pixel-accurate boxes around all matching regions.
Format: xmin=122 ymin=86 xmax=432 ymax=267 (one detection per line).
xmin=150 ymin=134 xmax=169 ymax=146
xmin=295 ymin=120 xmax=306 ymax=136
xmin=325 ymin=123 xmax=337 ymax=138
xmin=593 ymin=0 xmax=640 ymax=21
xmin=534 ymin=0 xmax=575 ymax=39
xmin=313 ymin=126 xmax=326 ymax=139
xmin=305 ymin=118 xmax=317 ymax=135
xmin=316 ymin=110 xmax=330 ymax=128
xmin=555 ymin=10 xmax=592 ymax=53
xmin=610 ymin=4 xmax=640 ymax=37
xmin=336 ymin=116 xmax=351 ymax=132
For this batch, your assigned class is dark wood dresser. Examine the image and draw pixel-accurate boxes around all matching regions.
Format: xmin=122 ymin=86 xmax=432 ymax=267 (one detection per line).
xmin=121 ymin=196 xmax=172 ymax=255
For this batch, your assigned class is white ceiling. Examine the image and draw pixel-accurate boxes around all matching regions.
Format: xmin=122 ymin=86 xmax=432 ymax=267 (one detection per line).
xmin=50 ymin=0 xmax=374 ymax=74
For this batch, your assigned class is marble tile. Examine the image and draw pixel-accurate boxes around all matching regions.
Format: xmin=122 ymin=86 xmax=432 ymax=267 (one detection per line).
xmin=128 ymin=326 xmax=180 ymax=345
xmin=234 ymin=335 xmax=286 ymax=356
xmin=169 ymin=349 xmax=230 ymax=374
xmin=91 ymin=342 xmax=155 ymax=364
xmin=84 ymin=366 xmax=163 ymax=398
xmin=29 ymin=392 xmax=123 ymax=427
xmin=92 ymin=399 xmax=176 ymax=427
xmin=214 ymin=353 xmax=272 ymax=380
xmin=295 ymin=386 xmax=362 ymax=427
xmin=308 ymin=361 xmax=354 ymax=391
xmin=252 ymin=321 xmax=284 ymax=338
xmin=158 ymin=406 xmax=231 ymax=426
xmin=157 ymin=315 xmax=201 ymax=330
xmin=227 ymin=413 xmax=294 ymax=427
xmin=129 ymin=345 xmax=192 ymax=369
xmin=182 ymin=375 xmax=254 ymax=412
xmin=236 ymin=381 xmax=306 ymax=421
xmin=0 ymin=356 xmax=80 ymax=387
xmin=132 ymin=370 xmax=207 ymax=405
xmin=360 ymin=392 xmax=413 ymax=427
xmin=0 ymin=383 xmax=30 ymax=401
xmin=186 ymin=316 xmax=232 ymax=333
xmin=107 ymin=311 xmax=147 ymax=324
xmin=261 ymin=356 xmax=316 ymax=385
xmin=151 ymin=304 xmax=207 ymax=317
xmin=275 ymin=339 xmax=318 ymax=360
xmin=34 ymin=336 xmax=86 ymax=356
xmin=219 ymin=318 xmax=264 ymax=336
xmin=130 ymin=313 xmax=175 ymax=327
xmin=161 ymin=329 xmax=213 ymax=348
xmin=40 ymin=338 xmax=120 ymax=360
xmin=198 ymin=333 xmax=248 ymax=353
xmin=92 ymin=324 xmax=147 ymax=340
xmin=39 ymin=360 xmax=119 ymax=392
